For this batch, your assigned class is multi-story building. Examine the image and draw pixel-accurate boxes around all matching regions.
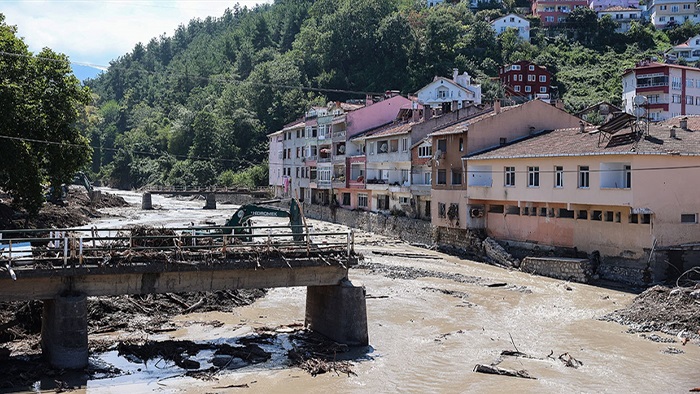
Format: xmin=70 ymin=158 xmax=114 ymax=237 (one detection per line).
xmin=499 ymin=60 xmax=554 ymax=103
xmin=531 ymin=0 xmax=588 ymax=26
xmin=416 ymin=68 xmax=482 ymax=112
xmin=429 ymin=99 xmax=584 ymax=230
xmin=647 ymin=0 xmax=699 ymax=28
xmin=270 ymin=95 xmax=413 ymax=205
xmin=667 ymin=34 xmax=700 ymax=63
xmin=411 ymin=137 xmax=434 ymax=220
xmin=621 ymin=60 xmax=700 ymax=121
xmin=597 ymin=6 xmax=642 ymax=32
xmin=589 ymin=0 xmax=639 ymax=12
xmin=463 ymin=115 xmax=700 ymax=283
xmin=490 ymin=14 xmax=531 ymax=42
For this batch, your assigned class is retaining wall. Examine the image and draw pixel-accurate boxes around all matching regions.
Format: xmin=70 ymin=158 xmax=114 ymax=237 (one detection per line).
xmin=520 ymin=257 xmax=592 ymax=283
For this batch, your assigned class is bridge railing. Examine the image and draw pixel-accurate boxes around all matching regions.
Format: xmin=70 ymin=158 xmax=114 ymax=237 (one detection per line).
xmin=0 ymin=226 xmax=354 ymax=269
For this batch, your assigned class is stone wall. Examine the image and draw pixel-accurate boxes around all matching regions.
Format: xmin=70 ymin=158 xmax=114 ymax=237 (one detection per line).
xmin=520 ymin=257 xmax=592 ymax=283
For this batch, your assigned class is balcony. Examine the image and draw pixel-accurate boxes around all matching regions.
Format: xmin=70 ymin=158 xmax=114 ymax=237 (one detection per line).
xmin=332 ymin=130 xmax=346 ymax=141
xmin=410 ymin=183 xmax=431 ymax=196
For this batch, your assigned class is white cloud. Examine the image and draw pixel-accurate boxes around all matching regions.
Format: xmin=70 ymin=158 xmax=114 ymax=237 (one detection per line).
xmin=2 ymin=0 xmax=271 ymax=66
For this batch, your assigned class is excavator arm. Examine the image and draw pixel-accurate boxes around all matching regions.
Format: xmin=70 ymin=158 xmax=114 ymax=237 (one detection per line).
xmin=224 ymin=199 xmax=304 ymax=242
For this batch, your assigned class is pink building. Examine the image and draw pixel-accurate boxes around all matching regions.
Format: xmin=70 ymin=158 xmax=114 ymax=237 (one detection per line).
xmin=464 ymin=115 xmax=700 ymax=283
xmin=532 ymin=0 xmax=589 ymax=26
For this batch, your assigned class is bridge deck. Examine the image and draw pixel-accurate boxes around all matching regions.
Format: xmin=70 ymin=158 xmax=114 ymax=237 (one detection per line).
xmin=0 ymin=226 xmax=356 ymax=301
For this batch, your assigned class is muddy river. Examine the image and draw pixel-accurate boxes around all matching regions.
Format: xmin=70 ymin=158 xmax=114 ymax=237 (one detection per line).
xmin=38 ymin=189 xmax=700 ymax=393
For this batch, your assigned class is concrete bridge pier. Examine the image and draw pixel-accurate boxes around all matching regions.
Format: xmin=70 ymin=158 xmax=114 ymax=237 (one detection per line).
xmin=204 ymin=193 xmax=217 ymax=209
xmin=41 ymin=293 xmax=89 ymax=369
xmin=141 ymin=192 xmax=153 ymax=210
xmin=305 ymin=279 xmax=368 ymax=346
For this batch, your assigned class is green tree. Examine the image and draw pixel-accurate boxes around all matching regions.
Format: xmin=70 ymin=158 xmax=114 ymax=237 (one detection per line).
xmin=0 ymin=15 xmax=91 ymax=213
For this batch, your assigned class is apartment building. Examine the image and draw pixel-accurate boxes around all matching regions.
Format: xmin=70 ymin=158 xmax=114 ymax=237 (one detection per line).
xmin=667 ymin=34 xmax=700 ymax=63
xmin=622 ymin=60 xmax=700 ymax=121
xmin=589 ymin=0 xmax=640 ymax=11
xmin=647 ymin=0 xmax=700 ymax=28
xmin=597 ymin=6 xmax=642 ymax=32
xmin=499 ymin=60 xmax=554 ymax=103
xmin=531 ymin=0 xmax=589 ymax=26
xmin=429 ymin=99 xmax=584 ymax=230
xmin=416 ymin=68 xmax=482 ymax=112
xmin=463 ymin=115 xmax=700 ymax=282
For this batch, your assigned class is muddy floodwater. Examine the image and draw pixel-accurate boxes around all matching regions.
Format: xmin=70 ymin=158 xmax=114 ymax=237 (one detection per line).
xmin=32 ymin=189 xmax=700 ymax=393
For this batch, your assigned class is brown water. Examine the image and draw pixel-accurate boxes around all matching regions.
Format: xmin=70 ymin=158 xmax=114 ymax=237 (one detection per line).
xmin=66 ymin=190 xmax=700 ymax=393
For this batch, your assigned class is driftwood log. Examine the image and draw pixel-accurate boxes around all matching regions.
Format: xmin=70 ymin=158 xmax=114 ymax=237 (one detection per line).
xmin=473 ymin=364 xmax=536 ymax=379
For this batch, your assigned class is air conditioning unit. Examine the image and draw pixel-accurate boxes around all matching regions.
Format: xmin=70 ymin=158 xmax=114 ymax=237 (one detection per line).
xmin=470 ymin=208 xmax=484 ymax=218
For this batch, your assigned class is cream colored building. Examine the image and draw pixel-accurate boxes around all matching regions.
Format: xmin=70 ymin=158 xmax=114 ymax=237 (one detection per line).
xmin=464 ymin=115 xmax=700 ymax=280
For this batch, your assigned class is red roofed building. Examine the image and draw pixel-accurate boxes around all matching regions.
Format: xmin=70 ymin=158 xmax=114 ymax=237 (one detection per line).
xmin=531 ymin=0 xmax=588 ymax=26
xmin=499 ymin=60 xmax=554 ymax=103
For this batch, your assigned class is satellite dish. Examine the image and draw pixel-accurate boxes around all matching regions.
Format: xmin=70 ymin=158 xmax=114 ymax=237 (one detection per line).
xmin=633 ymin=107 xmax=646 ymax=117
xmin=633 ymin=95 xmax=647 ymax=106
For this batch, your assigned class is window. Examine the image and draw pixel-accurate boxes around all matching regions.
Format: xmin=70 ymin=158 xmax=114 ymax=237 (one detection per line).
xmin=545 ymin=16 xmax=554 ymax=22
xmin=684 ymin=3 xmax=691 ymax=9
xmin=514 ymin=86 xmax=521 ymax=92
xmin=673 ymin=94 xmax=682 ymax=103
xmin=529 ymin=65 xmax=535 ymax=71
xmin=659 ymin=16 xmax=666 ymax=22
xmin=369 ymin=141 xmax=376 ymax=155
xmin=625 ymin=165 xmax=631 ymax=188
xmin=451 ymin=169 xmax=462 ymax=185
xmin=555 ymin=166 xmax=564 ymax=188
xmin=459 ymin=138 xmax=464 ymax=152
xmin=539 ymin=75 xmax=547 ymax=83
xmin=399 ymin=196 xmax=410 ymax=205
xmin=578 ymin=166 xmax=590 ymax=188
xmin=389 ymin=139 xmax=399 ymax=153
xmin=559 ymin=208 xmax=575 ymax=218
xmin=418 ymin=145 xmax=432 ymax=158
xmin=512 ymin=64 xmax=521 ymax=70
xmin=437 ymin=169 xmax=447 ymax=185
xmin=673 ymin=77 xmax=682 ymax=90
xmin=377 ymin=194 xmax=390 ymax=210
xmin=437 ymin=138 xmax=447 ymax=154
xmin=342 ymin=193 xmax=351 ymax=206
xmin=687 ymin=79 xmax=695 ymax=88
xmin=528 ymin=166 xmax=540 ymax=187
xmin=660 ymin=5 xmax=667 ymax=10
xmin=401 ymin=137 xmax=409 ymax=152
xmin=401 ymin=169 xmax=410 ymax=184
xmin=525 ymin=86 xmax=532 ymax=93
xmin=629 ymin=213 xmax=638 ymax=224
xmin=578 ymin=210 xmax=588 ymax=220
xmin=438 ymin=202 xmax=447 ymax=218
xmin=671 ymin=5 xmax=679 ymax=12
xmin=539 ymin=86 xmax=547 ymax=93
xmin=358 ymin=193 xmax=368 ymax=208
xmin=528 ymin=74 xmax=536 ymax=82
xmin=504 ymin=166 xmax=516 ymax=187
xmin=681 ymin=213 xmax=698 ymax=223
xmin=688 ymin=96 xmax=695 ymax=105
xmin=605 ymin=211 xmax=614 ymax=222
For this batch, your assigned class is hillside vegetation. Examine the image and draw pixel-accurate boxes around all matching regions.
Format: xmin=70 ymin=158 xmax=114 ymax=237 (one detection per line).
xmin=82 ymin=0 xmax=693 ymax=190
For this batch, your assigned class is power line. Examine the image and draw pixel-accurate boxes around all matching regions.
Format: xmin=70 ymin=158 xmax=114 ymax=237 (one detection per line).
xmin=0 ymin=134 xmax=260 ymax=167
xmin=0 ymin=50 xmax=387 ymax=97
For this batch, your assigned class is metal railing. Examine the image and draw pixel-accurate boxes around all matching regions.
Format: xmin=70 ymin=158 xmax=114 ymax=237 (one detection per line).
xmin=0 ymin=225 xmax=355 ymax=270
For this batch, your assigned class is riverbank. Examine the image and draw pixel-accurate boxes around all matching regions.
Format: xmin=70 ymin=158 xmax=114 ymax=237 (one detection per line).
xmin=0 ymin=189 xmax=697 ymax=393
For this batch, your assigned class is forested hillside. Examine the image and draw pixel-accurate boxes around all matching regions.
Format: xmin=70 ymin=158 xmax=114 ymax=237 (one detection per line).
xmin=85 ymin=0 xmax=695 ymax=190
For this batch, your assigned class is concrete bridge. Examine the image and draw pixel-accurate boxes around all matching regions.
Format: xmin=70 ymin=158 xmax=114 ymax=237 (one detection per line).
xmin=0 ymin=226 xmax=367 ymax=369
xmin=140 ymin=186 xmax=270 ymax=209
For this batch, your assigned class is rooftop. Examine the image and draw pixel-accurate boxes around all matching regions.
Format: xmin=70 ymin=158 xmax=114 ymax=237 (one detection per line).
xmin=466 ymin=116 xmax=700 ymax=160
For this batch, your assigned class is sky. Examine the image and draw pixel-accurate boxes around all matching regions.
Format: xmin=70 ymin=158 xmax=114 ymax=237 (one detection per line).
xmin=2 ymin=0 xmax=272 ymax=76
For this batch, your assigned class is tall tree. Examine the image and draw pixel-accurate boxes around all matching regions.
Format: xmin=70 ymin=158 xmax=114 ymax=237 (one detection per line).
xmin=0 ymin=14 xmax=91 ymax=213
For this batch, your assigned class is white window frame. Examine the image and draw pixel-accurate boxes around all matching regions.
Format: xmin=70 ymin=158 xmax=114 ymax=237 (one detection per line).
xmin=555 ymin=166 xmax=564 ymax=188
xmin=527 ymin=166 xmax=540 ymax=187
xmin=578 ymin=166 xmax=590 ymax=189
xmin=358 ymin=193 xmax=368 ymax=208
xmin=504 ymin=166 xmax=516 ymax=187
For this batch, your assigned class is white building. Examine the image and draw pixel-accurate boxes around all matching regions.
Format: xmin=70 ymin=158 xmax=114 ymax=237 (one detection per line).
xmin=597 ymin=6 xmax=642 ymax=32
xmin=415 ymin=68 xmax=482 ymax=112
xmin=667 ymin=34 xmax=700 ymax=63
xmin=622 ymin=60 xmax=700 ymax=121
xmin=647 ymin=0 xmax=700 ymax=28
xmin=589 ymin=0 xmax=640 ymax=11
xmin=490 ymin=14 xmax=530 ymax=42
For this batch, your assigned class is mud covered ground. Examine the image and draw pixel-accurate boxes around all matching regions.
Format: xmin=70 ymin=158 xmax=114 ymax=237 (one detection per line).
xmin=0 ymin=188 xmax=129 ymax=230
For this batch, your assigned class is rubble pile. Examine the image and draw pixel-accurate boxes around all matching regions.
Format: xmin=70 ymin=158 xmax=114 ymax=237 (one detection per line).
xmin=602 ymin=285 xmax=700 ymax=337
